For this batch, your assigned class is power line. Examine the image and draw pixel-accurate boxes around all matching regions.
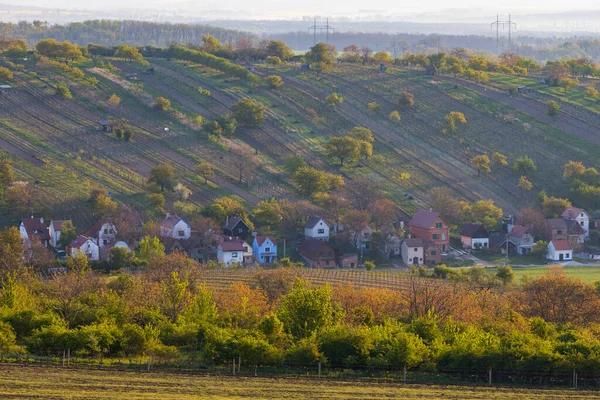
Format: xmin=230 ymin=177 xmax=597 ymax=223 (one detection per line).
xmin=490 ymin=14 xmax=517 ymax=54
xmin=308 ymin=18 xmax=335 ymax=45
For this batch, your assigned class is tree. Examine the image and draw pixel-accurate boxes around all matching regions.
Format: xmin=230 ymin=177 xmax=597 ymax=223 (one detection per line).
xmin=106 ymin=93 xmax=121 ymax=109
xmin=542 ymin=196 xmax=572 ymax=218
xmin=325 ymin=93 xmax=343 ymax=107
xmin=173 ymin=183 xmax=192 ymax=200
xmin=283 ymin=155 xmax=306 ymax=174
xmin=325 ymin=136 xmax=360 ymax=166
xmin=138 ymin=236 xmax=165 ymax=260
xmin=546 ymin=100 xmax=560 ymax=120
xmin=341 ymin=45 xmax=362 ymax=63
xmin=201 ymin=34 xmax=221 ymax=53
xmin=516 ymin=206 xmax=547 ymax=239
xmin=471 ymin=154 xmax=491 ymax=177
xmin=445 ymin=55 xmax=464 ymax=76
xmin=364 ymin=260 xmax=376 ymax=271
xmin=114 ymin=44 xmax=143 ymax=62
xmin=461 ymin=199 xmax=503 ymax=229
xmin=370 ymin=199 xmax=400 ymax=231
xmin=343 ymin=210 xmax=371 ymax=248
xmin=123 ymin=127 xmax=134 ymax=142
xmin=278 ymin=279 xmax=335 ymax=338
xmin=4 ymin=181 xmax=35 ymax=215
xmin=153 ymin=97 xmax=171 ymax=112
xmin=314 ymin=193 xmax=351 ymax=230
xmin=204 ymin=196 xmax=250 ymax=225
xmin=518 ymin=176 xmax=533 ymax=191
xmin=491 ymin=152 xmax=508 ymax=167
xmin=195 ymin=162 xmax=214 ymax=184
xmin=0 ymin=67 xmax=13 ymax=81
xmin=585 ymin=87 xmax=599 ymax=99
xmin=373 ymin=51 xmax=392 ymax=64
xmin=292 ymin=167 xmax=344 ymax=197
xmin=0 ymin=227 xmax=24 ymax=280
xmin=160 ymin=272 xmax=192 ymax=323
xmin=94 ymin=193 xmax=118 ymax=218
xmin=389 ymin=111 xmax=401 ymax=121
xmin=513 ymin=156 xmax=536 ymax=176
xmin=428 ymin=52 xmax=447 ymax=71
xmin=232 ymin=98 xmax=265 ymax=127
xmin=305 ymin=43 xmax=334 ymax=68
xmin=531 ymin=240 xmax=548 ymax=258
xmin=266 ymin=40 xmax=293 ymax=61
xmin=265 ymin=75 xmax=283 ymax=89
xmin=55 ymin=83 xmax=72 ymax=100
xmin=368 ymin=102 xmax=380 ymax=113
xmin=398 ymin=91 xmax=415 ymax=108
xmin=443 ymin=112 xmax=467 ymax=134
xmin=148 ymin=193 xmax=165 ymax=210
xmin=563 ymin=161 xmax=585 ymax=179
xmin=59 ymin=221 xmax=77 ymax=247
xmin=0 ymin=158 xmax=15 ymax=194
xmin=253 ymin=198 xmax=283 ymax=227
xmin=217 ymin=114 xmax=237 ymax=136
xmin=496 ymin=266 xmax=515 ymax=290
xmin=148 ymin=164 xmax=178 ymax=192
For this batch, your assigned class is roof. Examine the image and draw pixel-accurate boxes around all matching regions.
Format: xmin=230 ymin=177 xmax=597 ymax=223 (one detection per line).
xmin=299 ymin=238 xmax=334 ymax=259
xmin=161 ymin=214 xmax=185 ymax=229
xmin=565 ymin=219 xmax=586 ymax=235
xmin=99 ymin=120 xmax=110 ymax=125
xmin=223 ymin=217 xmax=247 ymax=231
xmin=509 ymin=225 xmax=529 ymax=238
xmin=409 ymin=210 xmax=443 ymax=229
xmin=20 ymin=217 xmax=50 ymax=240
xmin=219 ymin=240 xmax=246 ymax=252
xmin=403 ymin=237 xmax=425 ymax=247
xmin=0 ymin=85 xmax=11 ymax=89
xmin=489 ymin=232 xmax=506 ymax=247
xmin=305 ymin=216 xmax=325 ymax=229
xmin=546 ymin=218 xmax=567 ymax=230
xmin=86 ymin=218 xmax=114 ymax=237
xmin=50 ymin=219 xmax=70 ymax=231
xmin=70 ymin=235 xmax=94 ymax=249
xmin=119 ymin=211 xmax=143 ymax=227
xmin=562 ymin=207 xmax=586 ymax=219
xmin=255 ymin=236 xmax=276 ymax=246
xmin=460 ymin=223 xmax=488 ymax=238
xmin=551 ymin=240 xmax=572 ymax=251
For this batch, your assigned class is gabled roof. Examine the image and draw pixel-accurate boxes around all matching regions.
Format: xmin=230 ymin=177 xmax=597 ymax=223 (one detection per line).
xmin=86 ymin=218 xmax=115 ymax=238
xmin=305 ymin=216 xmax=326 ymax=229
xmin=562 ymin=207 xmax=587 ymax=219
xmin=119 ymin=211 xmax=142 ymax=227
xmin=551 ymin=240 xmax=572 ymax=251
xmin=20 ymin=217 xmax=50 ymax=240
xmin=409 ymin=210 xmax=444 ymax=229
xmin=509 ymin=225 xmax=529 ymax=238
xmin=403 ymin=237 xmax=425 ymax=247
xmin=51 ymin=220 xmax=69 ymax=231
xmin=70 ymin=235 xmax=95 ymax=249
xmin=161 ymin=214 xmax=186 ymax=229
xmin=223 ymin=217 xmax=248 ymax=231
xmin=219 ymin=240 xmax=246 ymax=252
xmin=546 ymin=218 xmax=567 ymax=230
xmin=255 ymin=236 xmax=276 ymax=246
xmin=565 ymin=219 xmax=586 ymax=235
xmin=460 ymin=223 xmax=488 ymax=238
xmin=299 ymin=238 xmax=334 ymax=259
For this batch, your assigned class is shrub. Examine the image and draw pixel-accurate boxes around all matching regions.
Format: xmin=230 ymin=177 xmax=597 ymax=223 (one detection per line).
xmin=325 ymin=93 xmax=343 ymax=107
xmin=389 ymin=110 xmax=401 ymax=121
xmin=265 ymin=75 xmax=284 ymax=89
xmin=55 ymin=83 xmax=72 ymax=100
xmin=153 ymin=96 xmax=171 ymax=112
xmin=0 ymin=66 xmax=13 ymax=81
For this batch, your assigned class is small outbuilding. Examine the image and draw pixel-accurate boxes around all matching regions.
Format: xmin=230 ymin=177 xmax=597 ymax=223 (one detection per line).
xmin=517 ymin=86 xmax=527 ymax=94
xmin=0 ymin=84 xmax=11 ymax=94
xmin=99 ymin=120 xmax=113 ymax=132
xmin=546 ymin=240 xmax=572 ymax=262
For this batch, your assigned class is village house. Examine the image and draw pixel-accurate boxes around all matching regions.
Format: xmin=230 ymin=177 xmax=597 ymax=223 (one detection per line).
xmin=562 ymin=207 xmax=590 ymax=240
xmin=304 ymin=217 xmax=330 ymax=241
xmin=86 ymin=218 xmax=117 ymax=248
xmin=505 ymin=225 xmax=534 ymax=255
xmin=299 ymin=238 xmax=336 ymax=268
xmin=546 ymin=218 xmax=568 ymax=242
xmin=159 ymin=214 xmax=191 ymax=240
xmin=564 ymin=219 xmax=586 ymax=244
xmin=116 ymin=211 xmax=144 ymax=246
xmin=217 ymin=240 xmax=253 ymax=266
xmin=408 ymin=210 xmax=449 ymax=264
xmin=546 ymin=239 xmax=573 ymax=262
xmin=222 ymin=217 xmax=250 ymax=239
xmin=378 ymin=233 xmax=402 ymax=259
xmin=353 ymin=226 xmax=373 ymax=252
xmin=67 ymin=235 xmax=99 ymax=261
xmin=19 ymin=217 xmax=50 ymax=247
xmin=338 ymin=253 xmax=359 ymax=268
xmin=252 ymin=236 xmax=278 ymax=264
xmin=401 ymin=238 xmax=425 ymax=266
xmin=460 ymin=223 xmax=489 ymax=250
xmin=49 ymin=219 xmax=71 ymax=248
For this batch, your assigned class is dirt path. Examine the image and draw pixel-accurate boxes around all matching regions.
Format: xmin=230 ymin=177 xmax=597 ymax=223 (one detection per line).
xmin=0 ymin=136 xmax=44 ymax=166
xmin=442 ymin=76 xmax=600 ymax=147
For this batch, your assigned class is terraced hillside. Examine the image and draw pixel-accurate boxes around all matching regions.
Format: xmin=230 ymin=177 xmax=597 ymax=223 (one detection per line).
xmin=0 ymin=55 xmax=599 ymax=227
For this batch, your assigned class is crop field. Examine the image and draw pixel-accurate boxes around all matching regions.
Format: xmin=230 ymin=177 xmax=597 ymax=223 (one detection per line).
xmin=0 ymin=365 xmax=597 ymax=399
xmin=485 ymin=264 xmax=600 ymax=283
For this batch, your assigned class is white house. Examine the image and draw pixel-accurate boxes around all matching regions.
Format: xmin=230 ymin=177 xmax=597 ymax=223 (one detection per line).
xmin=87 ymin=218 xmax=117 ymax=248
xmin=19 ymin=217 xmax=50 ymax=247
xmin=355 ymin=226 xmax=373 ymax=252
xmin=49 ymin=219 xmax=70 ymax=248
xmin=68 ymin=235 xmax=100 ymax=261
xmin=252 ymin=236 xmax=278 ymax=264
xmin=304 ymin=217 xmax=330 ymax=241
xmin=160 ymin=214 xmax=191 ymax=240
xmin=217 ymin=240 xmax=253 ymax=266
xmin=401 ymin=238 xmax=425 ymax=266
xmin=460 ymin=223 xmax=489 ymax=250
xmin=562 ymin=207 xmax=590 ymax=240
xmin=546 ymin=239 xmax=572 ymax=262
xmin=507 ymin=225 xmax=534 ymax=255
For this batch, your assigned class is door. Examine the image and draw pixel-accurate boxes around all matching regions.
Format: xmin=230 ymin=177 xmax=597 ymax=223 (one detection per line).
xmin=559 ymin=253 xmax=563 ymax=261
xmin=413 ymin=257 xmax=419 ymax=265
xmin=265 ymin=256 xmax=271 ymax=264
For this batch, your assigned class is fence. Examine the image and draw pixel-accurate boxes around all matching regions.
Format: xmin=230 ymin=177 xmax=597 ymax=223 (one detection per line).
xmin=3 ymin=352 xmax=600 ymax=390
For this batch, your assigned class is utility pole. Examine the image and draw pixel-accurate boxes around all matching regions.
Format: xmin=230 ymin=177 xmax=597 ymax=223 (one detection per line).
xmin=308 ymin=18 xmax=335 ymax=45
xmin=490 ymin=15 xmax=517 ymax=54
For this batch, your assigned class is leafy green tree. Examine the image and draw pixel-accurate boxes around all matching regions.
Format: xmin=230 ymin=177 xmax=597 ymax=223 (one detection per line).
xmin=518 ymin=176 xmax=533 ymax=191
xmin=0 ymin=158 xmax=15 ymax=195
xmin=325 ymin=93 xmax=343 ymax=107
xmin=217 ymin=114 xmax=237 ymax=136
xmin=253 ymin=198 xmax=283 ymax=227
xmin=148 ymin=164 xmax=178 ymax=192
xmin=278 ymin=279 xmax=336 ymax=338
xmin=292 ymin=167 xmax=344 ymax=197
xmin=195 ymin=162 xmax=215 ymax=184
xmin=0 ymin=227 xmax=24 ymax=280
xmin=531 ymin=240 xmax=548 ymax=258
xmin=471 ymin=154 xmax=491 ymax=176
xmin=265 ymin=75 xmax=283 ymax=89
xmin=542 ymin=196 xmax=572 ymax=218
xmin=59 ymin=221 xmax=77 ymax=247
xmin=114 ymin=44 xmax=143 ymax=62
xmin=153 ymin=96 xmax=171 ymax=112
xmin=0 ymin=321 xmax=16 ymax=354
xmin=201 ymin=34 xmax=221 ymax=53
xmin=106 ymin=93 xmax=120 ymax=108
xmin=364 ymin=260 xmax=376 ymax=271
xmin=496 ymin=266 xmax=515 ymax=290
xmin=585 ymin=87 xmax=599 ymax=99
xmin=266 ymin=40 xmax=293 ymax=60
xmin=160 ymin=272 xmax=192 ymax=323
xmin=398 ymin=91 xmax=415 ymax=108
xmin=232 ymin=98 xmax=265 ymax=127
xmin=368 ymin=102 xmax=380 ymax=113
xmin=492 ymin=152 xmax=508 ymax=167
xmin=325 ymin=136 xmax=361 ymax=166
xmin=461 ymin=199 xmax=503 ymax=229
xmin=547 ymin=100 xmax=560 ymax=120
xmin=55 ymin=83 xmax=72 ymax=100
xmin=305 ymin=42 xmax=334 ymax=68
xmin=513 ymin=156 xmax=536 ymax=176
xmin=443 ymin=111 xmax=467 ymax=134
xmin=138 ymin=236 xmax=165 ymax=260
xmin=283 ymin=155 xmax=306 ymax=173
xmin=0 ymin=67 xmax=13 ymax=81
xmin=93 ymin=193 xmax=118 ymax=219
xmin=148 ymin=193 xmax=165 ymax=210
xmin=389 ymin=110 xmax=401 ymax=121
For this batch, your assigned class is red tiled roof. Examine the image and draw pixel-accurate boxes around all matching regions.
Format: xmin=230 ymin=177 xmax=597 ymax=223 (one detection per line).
xmin=509 ymin=225 xmax=529 ymax=238
xmin=403 ymin=238 xmax=425 ymax=247
xmin=255 ymin=236 xmax=276 ymax=246
xmin=70 ymin=235 xmax=93 ymax=249
xmin=51 ymin=220 xmax=69 ymax=231
xmin=20 ymin=217 xmax=50 ymax=240
xmin=160 ymin=214 xmax=183 ymax=229
xmin=219 ymin=240 xmax=245 ymax=252
xmin=86 ymin=218 xmax=114 ymax=238
xmin=409 ymin=210 xmax=443 ymax=229
xmin=551 ymin=240 xmax=572 ymax=251
xmin=562 ymin=207 xmax=585 ymax=219
xmin=299 ymin=238 xmax=334 ymax=259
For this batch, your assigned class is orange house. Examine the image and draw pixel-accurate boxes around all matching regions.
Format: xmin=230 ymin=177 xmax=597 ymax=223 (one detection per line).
xmin=408 ymin=210 xmax=450 ymax=264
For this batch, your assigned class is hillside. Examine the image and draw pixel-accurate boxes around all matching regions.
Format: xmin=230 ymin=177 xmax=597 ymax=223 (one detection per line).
xmin=0 ymin=49 xmax=600 ymax=228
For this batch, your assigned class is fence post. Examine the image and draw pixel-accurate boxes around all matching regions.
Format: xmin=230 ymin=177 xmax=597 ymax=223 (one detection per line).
xmin=147 ymin=357 xmax=151 ymax=372
xmin=67 ymin=348 xmax=70 ymax=367
xmin=238 ymin=355 xmax=241 ymax=373
xmin=318 ymin=360 xmax=321 ymax=377
xmin=488 ymin=368 xmax=492 ymax=386
xmin=62 ymin=350 xmax=65 ymax=367
xmin=403 ymin=363 xmax=407 ymax=383
xmin=255 ymin=365 xmax=257 ymax=376
xmin=232 ymin=358 xmax=236 ymax=375
xmin=573 ymin=370 xmax=578 ymax=389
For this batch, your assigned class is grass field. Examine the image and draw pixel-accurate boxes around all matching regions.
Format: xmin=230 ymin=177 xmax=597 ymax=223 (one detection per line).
xmin=0 ymin=365 xmax=597 ymax=399
xmin=485 ymin=265 xmax=600 ymax=283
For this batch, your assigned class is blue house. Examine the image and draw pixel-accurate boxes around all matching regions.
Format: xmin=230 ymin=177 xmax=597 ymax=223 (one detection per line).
xmin=252 ymin=236 xmax=278 ymax=264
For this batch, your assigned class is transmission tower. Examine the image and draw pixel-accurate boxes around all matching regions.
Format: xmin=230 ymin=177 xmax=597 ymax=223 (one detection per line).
xmin=308 ymin=18 xmax=335 ymax=45
xmin=491 ymin=14 xmax=517 ymax=54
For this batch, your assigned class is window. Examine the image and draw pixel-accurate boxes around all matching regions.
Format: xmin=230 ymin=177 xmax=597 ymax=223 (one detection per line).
xmin=243 ymin=246 xmax=248 ymax=252
xmin=414 ymin=248 xmax=418 ymax=251
xmin=238 ymin=228 xmax=243 ymax=233
xmin=231 ymin=252 xmax=238 ymax=257
xmin=580 ymin=221 xmax=584 ymax=226
xmin=442 ymin=233 xmax=446 ymax=240
xmin=419 ymin=258 xmax=423 ymax=261
xmin=581 ymin=213 xmax=584 ymax=217
xmin=103 ymin=239 xmax=107 ymax=245
xmin=557 ymin=230 xmax=562 ymax=234
xmin=431 ymin=251 xmax=437 ymax=256
xmin=103 ymin=229 xmax=108 ymax=234
xmin=325 ymin=260 xmax=330 ymax=266
xmin=318 ymin=229 xmax=325 ymax=234
xmin=265 ymin=247 xmax=270 ymax=252
xmin=109 ymin=229 xmax=114 ymax=234
xmin=432 ymin=234 xmax=440 ymax=240
xmin=435 ymin=222 xmax=443 ymax=228
xmin=178 ymin=230 xmax=184 ymax=237
xmin=566 ymin=253 xmax=570 ymax=258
